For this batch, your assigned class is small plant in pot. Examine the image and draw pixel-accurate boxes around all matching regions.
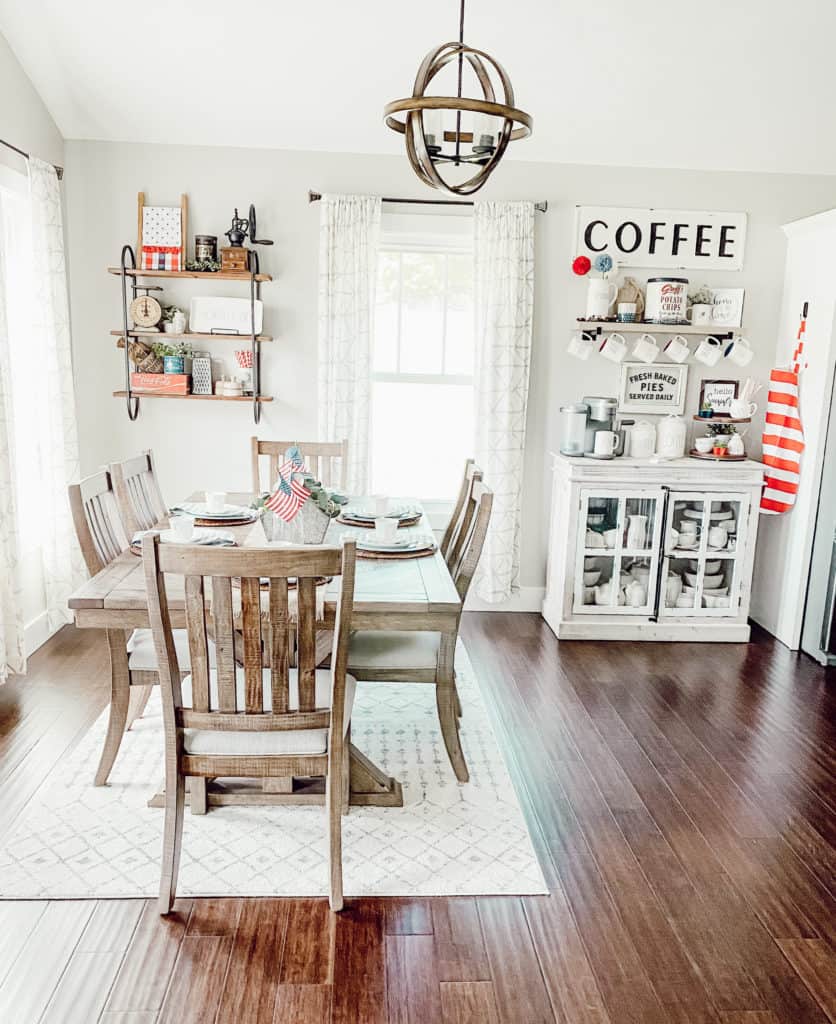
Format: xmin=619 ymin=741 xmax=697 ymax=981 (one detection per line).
xmin=153 ymin=339 xmax=193 ymax=374
xmin=689 ymin=285 xmax=715 ymax=326
xmin=161 ymin=304 xmax=187 ymax=335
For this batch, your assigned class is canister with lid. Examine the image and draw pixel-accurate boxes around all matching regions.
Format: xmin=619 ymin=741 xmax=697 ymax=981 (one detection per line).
xmin=645 ymin=278 xmax=689 ymax=324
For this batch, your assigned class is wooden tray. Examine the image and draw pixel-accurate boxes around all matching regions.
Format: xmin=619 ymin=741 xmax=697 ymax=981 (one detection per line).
xmin=337 ymin=514 xmax=421 ymax=529
xmin=356 ymin=545 xmax=437 ymax=560
xmin=688 ymin=449 xmax=746 ymax=462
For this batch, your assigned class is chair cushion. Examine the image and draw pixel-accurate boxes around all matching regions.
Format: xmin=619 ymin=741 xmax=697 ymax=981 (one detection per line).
xmin=348 ymin=631 xmax=440 ymax=671
xmin=127 ymin=629 xmax=217 ymax=673
xmin=180 ymin=667 xmax=356 ymax=757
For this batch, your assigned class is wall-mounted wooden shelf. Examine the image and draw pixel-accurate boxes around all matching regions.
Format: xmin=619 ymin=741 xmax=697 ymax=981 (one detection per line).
xmin=108 ymin=267 xmax=272 ymax=282
xmin=111 ymin=329 xmax=273 ymax=343
xmin=113 ymin=390 xmax=273 ymax=403
xmin=577 ymin=320 xmax=741 ymax=336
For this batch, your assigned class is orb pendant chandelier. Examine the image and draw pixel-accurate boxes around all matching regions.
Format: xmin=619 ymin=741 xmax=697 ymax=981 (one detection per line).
xmin=383 ymin=0 xmax=533 ymax=196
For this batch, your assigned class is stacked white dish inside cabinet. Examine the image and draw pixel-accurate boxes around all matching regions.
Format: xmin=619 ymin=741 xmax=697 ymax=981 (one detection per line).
xmin=542 ymin=453 xmax=765 ymax=642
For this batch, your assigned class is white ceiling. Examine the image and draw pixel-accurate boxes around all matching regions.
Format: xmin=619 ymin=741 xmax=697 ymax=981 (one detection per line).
xmin=2 ymin=0 xmax=835 ymax=176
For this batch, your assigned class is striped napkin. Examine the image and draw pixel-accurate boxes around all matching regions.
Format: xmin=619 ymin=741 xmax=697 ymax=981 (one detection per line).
xmin=760 ymin=368 xmax=805 ymax=514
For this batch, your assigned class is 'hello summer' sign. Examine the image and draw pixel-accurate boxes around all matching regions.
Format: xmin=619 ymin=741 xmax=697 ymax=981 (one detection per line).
xmin=619 ymin=363 xmax=689 ymax=415
xmin=575 ymin=206 xmax=747 ymax=271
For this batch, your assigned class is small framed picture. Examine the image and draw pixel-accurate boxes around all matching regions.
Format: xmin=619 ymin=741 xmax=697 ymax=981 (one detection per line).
xmin=710 ymin=288 xmax=745 ymax=327
xmin=619 ymin=363 xmax=688 ymax=415
xmin=699 ymin=378 xmax=739 ymax=417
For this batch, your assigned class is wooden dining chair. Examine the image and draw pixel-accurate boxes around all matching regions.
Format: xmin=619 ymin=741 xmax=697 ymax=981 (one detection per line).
xmin=348 ymin=481 xmax=493 ymax=784
xmin=251 ymin=437 xmax=349 ymax=492
xmin=440 ymin=459 xmax=483 ymax=568
xmin=143 ymin=535 xmax=357 ymax=914
xmin=68 ymin=469 xmax=197 ymax=787
xmin=110 ymin=450 xmax=168 ymax=536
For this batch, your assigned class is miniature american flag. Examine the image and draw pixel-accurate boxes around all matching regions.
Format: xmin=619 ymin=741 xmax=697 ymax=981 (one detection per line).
xmin=265 ymin=452 xmax=311 ymax=522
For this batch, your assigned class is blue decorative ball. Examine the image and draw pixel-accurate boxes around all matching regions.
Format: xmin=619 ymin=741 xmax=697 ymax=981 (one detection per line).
xmin=593 ymin=253 xmax=613 ymax=274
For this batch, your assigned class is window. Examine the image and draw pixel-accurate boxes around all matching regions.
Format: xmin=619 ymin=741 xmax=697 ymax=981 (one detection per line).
xmin=370 ymin=219 xmax=474 ymax=502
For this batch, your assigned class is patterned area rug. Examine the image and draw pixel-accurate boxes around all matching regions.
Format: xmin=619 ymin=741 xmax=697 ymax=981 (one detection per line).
xmin=0 ymin=643 xmax=547 ymax=898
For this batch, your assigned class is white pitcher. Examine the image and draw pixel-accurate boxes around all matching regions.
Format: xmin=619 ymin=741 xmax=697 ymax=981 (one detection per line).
xmin=586 ymin=278 xmax=618 ymax=319
xmin=626 ymin=514 xmax=648 ymax=550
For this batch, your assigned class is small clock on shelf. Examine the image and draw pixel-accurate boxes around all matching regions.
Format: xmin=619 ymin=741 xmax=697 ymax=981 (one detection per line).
xmin=129 ymin=293 xmax=162 ymax=332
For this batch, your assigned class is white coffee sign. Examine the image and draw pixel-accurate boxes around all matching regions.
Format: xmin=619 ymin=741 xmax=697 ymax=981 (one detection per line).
xmin=618 ymin=363 xmax=688 ymax=414
xmin=575 ymin=206 xmax=747 ymax=270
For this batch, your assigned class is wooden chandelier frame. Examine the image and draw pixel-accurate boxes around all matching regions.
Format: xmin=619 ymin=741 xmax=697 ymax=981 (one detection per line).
xmin=384 ymin=40 xmax=533 ymax=196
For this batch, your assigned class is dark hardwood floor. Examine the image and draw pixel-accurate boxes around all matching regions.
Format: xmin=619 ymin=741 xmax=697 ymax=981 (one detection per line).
xmin=0 ymin=615 xmax=833 ymax=1023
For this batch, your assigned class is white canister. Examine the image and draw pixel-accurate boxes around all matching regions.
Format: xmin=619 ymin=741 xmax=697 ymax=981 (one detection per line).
xmin=645 ymin=278 xmax=689 ymax=324
xmin=656 ymin=414 xmax=687 ymax=459
xmin=630 ymin=420 xmax=657 ymax=459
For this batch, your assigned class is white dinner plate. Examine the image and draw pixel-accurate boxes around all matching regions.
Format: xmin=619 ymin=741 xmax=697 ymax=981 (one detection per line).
xmin=171 ymin=502 xmax=257 ymax=520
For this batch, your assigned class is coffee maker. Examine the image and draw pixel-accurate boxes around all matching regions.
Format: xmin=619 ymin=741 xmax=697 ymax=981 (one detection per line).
xmin=582 ymin=396 xmax=618 ymax=455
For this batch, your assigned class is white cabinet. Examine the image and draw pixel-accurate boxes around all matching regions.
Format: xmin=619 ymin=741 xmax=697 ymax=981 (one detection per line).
xmin=543 ymin=454 xmax=764 ymax=642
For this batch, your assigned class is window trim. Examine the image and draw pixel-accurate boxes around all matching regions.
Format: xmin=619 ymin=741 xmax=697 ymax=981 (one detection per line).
xmin=371 ymin=229 xmax=475 ymax=504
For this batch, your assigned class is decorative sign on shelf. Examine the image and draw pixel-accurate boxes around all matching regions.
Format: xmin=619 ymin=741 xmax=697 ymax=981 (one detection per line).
xmin=575 ymin=206 xmax=747 ymax=271
xmin=699 ymin=378 xmax=739 ymax=416
xmin=618 ymin=362 xmax=688 ymax=415
xmin=710 ymin=287 xmax=745 ymax=326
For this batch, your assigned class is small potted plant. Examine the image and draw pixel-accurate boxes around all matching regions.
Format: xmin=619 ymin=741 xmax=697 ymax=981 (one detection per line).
xmin=161 ymin=305 xmax=187 ymax=335
xmin=698 ymin=399 xmax=713 ymax=418
xmin=689 ymin=285 xmax=715 ymax=326
xmin=707 ymin=421 xmax=735 ymax=457
xmin=153 ymin=339 xmax=193 ymax=374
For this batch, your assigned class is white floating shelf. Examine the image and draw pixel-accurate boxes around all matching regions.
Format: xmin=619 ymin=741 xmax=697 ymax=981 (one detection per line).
xmin=576 ymin=320 xmax=742 ymax=335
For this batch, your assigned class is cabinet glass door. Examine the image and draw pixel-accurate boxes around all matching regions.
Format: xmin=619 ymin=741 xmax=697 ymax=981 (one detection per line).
xmin=574 ymin=489 xmax=664 ymax=614
xmin=661 ymin=492 xmax=750 ymax=617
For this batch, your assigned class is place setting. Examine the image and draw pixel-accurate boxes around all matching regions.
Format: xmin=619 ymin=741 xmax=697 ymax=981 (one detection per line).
xmin=169 ymin=489 xmax=260 ymax=527
xmin=338 ymin=494 xmax=423 ymax=529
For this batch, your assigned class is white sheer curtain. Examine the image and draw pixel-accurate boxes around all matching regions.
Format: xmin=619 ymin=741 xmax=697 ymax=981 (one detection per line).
xmin=472 ymin=201 xmax=535 ymax=603
xmin=317 ymin=194 xmax=381 ymax=494
xmin=0 ymin=219 xmax=25 ymax=682
xmin=27 ymin=157 xmax=84 ymax=633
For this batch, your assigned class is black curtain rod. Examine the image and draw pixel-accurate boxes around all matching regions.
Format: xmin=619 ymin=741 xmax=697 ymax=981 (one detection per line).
xmin=308 ymin=189 xmax=546 ymax=213
xmin=0 ymin=138 xmax=64 ymax=180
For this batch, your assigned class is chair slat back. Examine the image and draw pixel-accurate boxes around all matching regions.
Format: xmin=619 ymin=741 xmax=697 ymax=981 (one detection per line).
xmin=68 ymin=470 xmax=128 ymax=576
xmin=251 ymin=438 xmax=348 ymax=492
xmin=440 ymin=458 xmax=476 ymax=563
xmin=143 ymin=539 xmax=356 ymax=735
xmin=445 ymin=463 xmax=484 ymax=573
xmin=111 ymin=450 xmax=168 ymax=536
xmin=449 ymin=481 xmax=493 ymax=602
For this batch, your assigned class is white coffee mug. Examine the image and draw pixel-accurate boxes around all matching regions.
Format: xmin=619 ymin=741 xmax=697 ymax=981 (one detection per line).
xmin=724 ymin=336 xmax=754 ymax=367
xmin=170 ymin=514 xmax=196 ymax=542
xmin=664 ymin=334 xmax=690 ymax=364
xmin=206 ymin=490 xmax=226 ymax=513
xmin=599 ymin=332 xmax=627 ymax=363
xmin=593 ymin=430 xmax=619 ymax=456
xmin=694 ymin=336 xmax=723 ymax=367
xmin=631 ymin=333 xmax=660 ymax=364
xmin=371 ymin=494 xmax=389 ymax=517
xmin=729 ymin=398 xmax=757 ymax=418
xmin=567 ymin=331 xmax=594 ymax=361
xmin=375 ymin=517 xmax=399 ymax=545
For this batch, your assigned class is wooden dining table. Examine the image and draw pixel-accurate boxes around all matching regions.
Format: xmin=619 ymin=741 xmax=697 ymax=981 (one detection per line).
xmin=67 ymin=493 xmax=462 ymax=810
